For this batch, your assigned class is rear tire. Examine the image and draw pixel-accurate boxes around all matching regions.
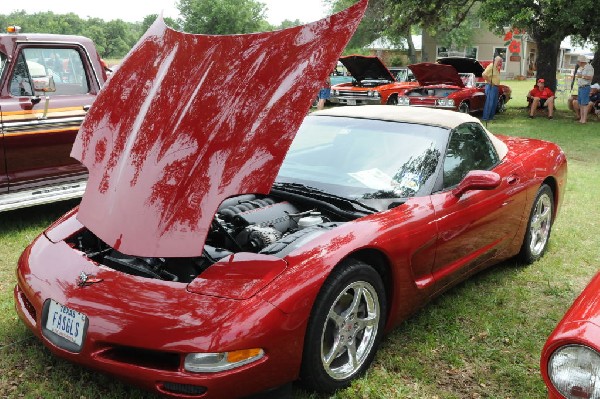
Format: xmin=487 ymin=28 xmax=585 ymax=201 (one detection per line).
xmin=518 ymin=184 xmax=554 ymax=264
xmin=300 ymin=259 xmax=386 ymax=393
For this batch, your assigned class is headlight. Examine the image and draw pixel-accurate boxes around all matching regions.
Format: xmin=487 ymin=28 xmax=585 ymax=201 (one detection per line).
xmin=398 ymin=96 xmax=409 ymax=106
xmin=548 ymin=344 xmax=600 ymax=399
xmin=438 ymin=99 xmax=446 ymax=106
xmin=332 ymin=90 xmax=339 ymax=96
xmin=447 ymin=99 xmax=454 ymax=106
xmin=367 ymin=90 xmax=373 ymax=97
xmin=373 ymin=91 xmax=380 ymax=98
xmin=184 ymin=348 xmax=264 ymax=373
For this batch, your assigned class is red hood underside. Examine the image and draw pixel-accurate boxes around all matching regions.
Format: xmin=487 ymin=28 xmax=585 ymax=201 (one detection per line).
xmin=71 ymin=1 xmax=367 ymax=257
xmin=409 ymin=62 xmax=464 ymax=87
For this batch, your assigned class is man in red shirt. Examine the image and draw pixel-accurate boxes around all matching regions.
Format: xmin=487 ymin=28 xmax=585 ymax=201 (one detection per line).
xmin=527 ymin=78 xmax=555 ymax=119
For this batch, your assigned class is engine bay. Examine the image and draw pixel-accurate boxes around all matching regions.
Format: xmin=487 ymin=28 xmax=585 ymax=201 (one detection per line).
xmin=67 ymin=193 xmax=349 ymax=283
xmin=354 ymin=79 xmax=392 ymax=87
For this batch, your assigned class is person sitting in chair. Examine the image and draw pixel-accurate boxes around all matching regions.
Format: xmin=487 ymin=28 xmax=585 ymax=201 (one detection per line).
xmin=527 ymin=78 xmax=555 ymax=119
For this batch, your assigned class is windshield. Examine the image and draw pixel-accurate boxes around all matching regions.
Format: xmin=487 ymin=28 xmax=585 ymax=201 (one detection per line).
xmin=276 ymin=116 xmax=447 ymax=201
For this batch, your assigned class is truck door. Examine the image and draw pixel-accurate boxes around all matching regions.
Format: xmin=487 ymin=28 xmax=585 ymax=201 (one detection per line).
xmin=0 ymin=52 xmax=7 ymax=194
xmin=0 ymin=45 xmax=93 ymax=192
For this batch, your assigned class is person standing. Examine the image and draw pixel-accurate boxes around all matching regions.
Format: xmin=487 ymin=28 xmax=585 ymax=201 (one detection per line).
xmin=575 ymin=55 xmax=594 ymax=123
xmin=316 ymin=75 xmax=332 ymax=110
xmin=482 ymin=56 xmax=503 ymax=122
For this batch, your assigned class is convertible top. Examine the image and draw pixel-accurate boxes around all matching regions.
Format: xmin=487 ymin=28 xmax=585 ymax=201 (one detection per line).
xmin=312 ymin=105 xmax=508 ymax=159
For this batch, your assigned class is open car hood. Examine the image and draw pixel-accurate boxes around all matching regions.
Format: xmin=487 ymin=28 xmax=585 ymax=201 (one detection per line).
xmin=338 ymin=55 xmax=395 ymax=83
xmin=437 ymin=57 xmax=484 ymax=77
xmin=71 ymin=0 xmax=367 ymax=258
xmin=408 ymin=62 xmax=464 ymax=87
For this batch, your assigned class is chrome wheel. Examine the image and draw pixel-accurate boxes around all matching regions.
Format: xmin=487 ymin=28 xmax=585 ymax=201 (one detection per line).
xmin=320 ymin=281 xmax=380 ymax=380
xmin=528 ymin=191 xmax=552 ymax=257
xmin=301 ymin=260 xmax=386 ymax=392
xmin=519 ymin=184 xmax=554 ymax=264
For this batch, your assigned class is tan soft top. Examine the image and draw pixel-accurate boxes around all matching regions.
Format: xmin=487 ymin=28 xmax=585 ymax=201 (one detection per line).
xmin=312 ymin=105 xmax=508 ymax=159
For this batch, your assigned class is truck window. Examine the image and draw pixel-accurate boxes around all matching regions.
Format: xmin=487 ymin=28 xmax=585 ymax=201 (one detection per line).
xmin=0 ymin=52 xmax=6 ymax=77
xmin=9 ymin=47 xmax=90 ymax=97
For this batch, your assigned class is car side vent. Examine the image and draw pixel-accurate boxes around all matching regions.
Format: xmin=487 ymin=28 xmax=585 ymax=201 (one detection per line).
xmin=20 ymin=291 xmax=37 ymax=322
xmin=160 ymin=382 xmax=207 ymax=396
xmin=99 ymin=346 xmax=180 ymax=371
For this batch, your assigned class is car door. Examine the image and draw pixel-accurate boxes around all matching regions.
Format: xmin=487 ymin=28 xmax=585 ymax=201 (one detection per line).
xmin=0 ymin=45 xmax=94 ymax=192
xmin=429 ymin=122 xmax=528 ymax=291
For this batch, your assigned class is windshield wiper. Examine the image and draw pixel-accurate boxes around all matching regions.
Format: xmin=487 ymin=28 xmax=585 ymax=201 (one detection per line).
xmin=272 ymin=182 xmax=379 ymax=214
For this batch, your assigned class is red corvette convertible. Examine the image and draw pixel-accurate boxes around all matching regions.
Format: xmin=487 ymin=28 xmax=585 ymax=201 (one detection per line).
xmin=541 ymin=272 xmax=600 ymax=399
xmin=398 ymin=59 xmax=512 ymax=114
xmin=14 ymin=3 xmax=567 ymax=399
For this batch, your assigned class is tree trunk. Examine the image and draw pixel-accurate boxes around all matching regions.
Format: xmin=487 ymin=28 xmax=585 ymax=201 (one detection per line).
xmin=531 ymin=29 xmax=562 ymax=92
xmin=405 ymin=27 xmax=417 ymax=64
xmin=592 ymin=44 xmax=600 ymax=84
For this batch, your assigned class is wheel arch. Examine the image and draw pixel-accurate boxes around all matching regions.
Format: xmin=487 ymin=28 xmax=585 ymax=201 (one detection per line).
xmin=542 ymin=176 xmax=559 ymax=220
xmin=341 ymin=248 xmax=394 ymax=325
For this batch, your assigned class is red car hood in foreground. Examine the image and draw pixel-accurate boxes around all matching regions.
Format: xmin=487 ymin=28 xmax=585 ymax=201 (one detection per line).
xmin=70 ymin=0 xmax=367 ymax=258
xmin=409 ymin=62 xmax=464 ymax=87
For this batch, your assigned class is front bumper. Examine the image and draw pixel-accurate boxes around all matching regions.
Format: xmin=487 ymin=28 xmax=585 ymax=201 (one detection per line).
xmin=330 ymin=96 xmax=382 ymax=105
xmin=14 ymin=235 xmax=305 ymax=398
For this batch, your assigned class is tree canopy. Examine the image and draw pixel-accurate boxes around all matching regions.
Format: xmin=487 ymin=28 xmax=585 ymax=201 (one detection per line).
xmin=0 ymin=11 xmax=143 ymax=58
xmin=177 ymin=0 xmax=270 ymax=34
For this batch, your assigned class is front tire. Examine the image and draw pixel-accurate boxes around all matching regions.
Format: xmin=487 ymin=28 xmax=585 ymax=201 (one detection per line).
xmin=458 ymin=101 xmax=470 ymax=113
xmin=386 ymin=94 xmax=398 ymax=105
xmin=300 ymin=259 xmax=386 ymax=393
xmin=519 ymin=184 xmax=554 ymax=264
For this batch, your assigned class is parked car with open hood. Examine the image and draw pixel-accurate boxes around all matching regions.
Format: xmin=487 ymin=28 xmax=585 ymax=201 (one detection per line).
xmin=330 ymin=55 xmax=418 ymax=105
xmin=14 ymin=3 xmax=567 ymax=398
xmin=540 ymin=271 xmax=600 ymax=399
xmin=398 ymin=58 xmax=511 ymax=114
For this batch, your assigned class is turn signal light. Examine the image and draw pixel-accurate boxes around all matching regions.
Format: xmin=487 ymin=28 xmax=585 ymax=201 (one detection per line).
xmin=7 ymin=26 xmax=21 ymax=34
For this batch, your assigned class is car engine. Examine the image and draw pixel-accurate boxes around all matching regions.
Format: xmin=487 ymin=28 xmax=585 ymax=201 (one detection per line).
xmin=67 ymin=194 xmax=344 ymax=283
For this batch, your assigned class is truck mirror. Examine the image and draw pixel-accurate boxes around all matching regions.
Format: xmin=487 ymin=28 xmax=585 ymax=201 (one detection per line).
xmin=32 ymin=75 xmax=56 ymax=93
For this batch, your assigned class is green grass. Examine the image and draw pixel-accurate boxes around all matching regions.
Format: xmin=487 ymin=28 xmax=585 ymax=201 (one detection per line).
xmin=1 ymin=78 xmax=599 ymax=398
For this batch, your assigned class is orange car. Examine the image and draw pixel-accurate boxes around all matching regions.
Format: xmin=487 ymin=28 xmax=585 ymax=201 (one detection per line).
xmin=330 ymin=55 xmax=418 ymax=105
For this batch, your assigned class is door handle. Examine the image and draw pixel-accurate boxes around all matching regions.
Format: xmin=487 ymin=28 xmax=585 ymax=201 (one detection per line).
xmin=507 ymin=175 xmax=519 ymax=185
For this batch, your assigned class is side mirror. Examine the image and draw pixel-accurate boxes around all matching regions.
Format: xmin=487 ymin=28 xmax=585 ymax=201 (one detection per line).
xmin=452 ymin=170 xmax=501 ymax=197
xmin=32 ymin=75 xmax=56 ymax=93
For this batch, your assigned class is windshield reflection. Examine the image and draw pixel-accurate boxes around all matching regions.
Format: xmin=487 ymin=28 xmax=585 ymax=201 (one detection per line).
xmin=276 ymin=116 xmax=445 ymax=200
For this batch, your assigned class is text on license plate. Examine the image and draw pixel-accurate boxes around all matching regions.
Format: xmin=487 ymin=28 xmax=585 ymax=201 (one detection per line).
xmin=347 ymin=99 xmax=357 ymax=105
xmin=46 ymin=299 xmax=87 ymax=347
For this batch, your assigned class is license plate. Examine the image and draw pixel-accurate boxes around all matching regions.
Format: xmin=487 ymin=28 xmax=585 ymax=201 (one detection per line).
xmin=347 ymin=99 xmax=357 ymax=105
xmin=46 ymin=299 xmax=87 ymax=347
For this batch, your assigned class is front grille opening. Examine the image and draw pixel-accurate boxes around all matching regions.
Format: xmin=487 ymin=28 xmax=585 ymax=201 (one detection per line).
xmin=160 ymin=382 xmax=207 ymax=396
xmin=99 ymin=345 xmax=181 ymax=371
xmin=20 ymin=291 xmax=37 ymax=322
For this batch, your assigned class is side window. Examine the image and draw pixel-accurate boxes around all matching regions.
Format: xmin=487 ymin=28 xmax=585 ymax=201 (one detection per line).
xmin=443 ymin=123 xmax=500 ymax=188
xmin=10 ymin=52 xmax=34 ymax=96
xmin=10 ymin=47 xmax=90 ymax=97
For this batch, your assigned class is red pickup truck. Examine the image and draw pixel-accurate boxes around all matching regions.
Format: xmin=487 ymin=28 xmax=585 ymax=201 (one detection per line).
xmin=0 ymin=26 xmax=108 ymax=212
